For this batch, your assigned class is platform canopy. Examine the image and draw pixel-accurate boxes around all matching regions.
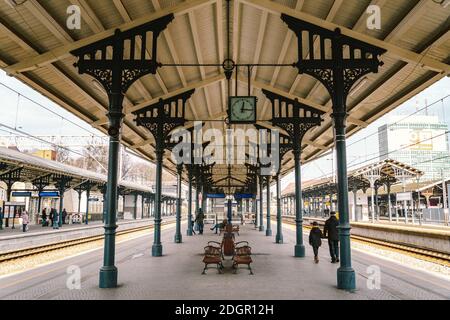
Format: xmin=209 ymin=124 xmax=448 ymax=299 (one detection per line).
xmin=0 ymin=0 xmax=449 ymax=192
xmin=292 ymin=158 xmax=425 ymax=198
xmin=0 ymin=146 xmax=162 ymax=196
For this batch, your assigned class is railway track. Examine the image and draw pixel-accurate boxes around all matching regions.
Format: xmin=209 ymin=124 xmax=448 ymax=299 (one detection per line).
xmin=0 ymin=221 xmax=174 ymax=263
xmin=281 ymin=217 xmax=450 ymax=267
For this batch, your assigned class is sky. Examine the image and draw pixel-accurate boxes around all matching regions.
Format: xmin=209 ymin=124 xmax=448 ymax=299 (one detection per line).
xmin=0 ymin=70 xmax=449 ymax=191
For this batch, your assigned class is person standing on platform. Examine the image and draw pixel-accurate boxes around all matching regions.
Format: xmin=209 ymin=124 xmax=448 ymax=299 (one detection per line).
xmin=41 ymin=208 xmax=47 ymax=227
xmin=323 ymin=211 xmax=340 ymax=263
xmin=191 ymin=219 xmax=196 ymax=235
xmin=309 ymin=221 xmax=323 ymax=263
xmin=22 ymin=211 xmax=29 ymax=232
xmin=195 ymin=208 xmax=205 ymax=235
xmin=62 ymin=209 xmax=67 ymax=225
xmin=49 ymin=209 xmax=54 ymax=228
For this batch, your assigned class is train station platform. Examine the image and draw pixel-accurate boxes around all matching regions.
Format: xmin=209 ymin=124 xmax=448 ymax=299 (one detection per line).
xmin=0 ymin=218 xmax=163 ymax=252
xmin=301 ymin=217 xmax=450 ymax=255
xmin=0 ymin=223 xmax=448 ymax=300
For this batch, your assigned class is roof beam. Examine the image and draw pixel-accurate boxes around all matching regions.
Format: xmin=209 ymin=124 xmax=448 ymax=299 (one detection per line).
xmin=91 ymin=73 xmax=226 ymax=127
xmin=187 ymin=10 xmax=214 ymax=118
xmin=150 ymin=0 xmax=199 ymax=119
xmin=241 ymin=0 xmax=450 ymax=74
xmin=242 ymin=77 xmax=368 ymax=128
xmin=250 ymin=11 xmax=268 ymax=81
xmin=306 ymin=0 xmax=450 ymax=145
xmin=270 ymin=0 xmax=304 ymax=86
xmin=3 ymin=0 xmax=216 ymax=75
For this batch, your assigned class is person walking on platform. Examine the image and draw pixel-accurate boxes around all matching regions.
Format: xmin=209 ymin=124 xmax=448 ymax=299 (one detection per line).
xmin=21 ymin=211 xmax=29 ymax=232
xmin=323 ymin=211 xmax=340 ymax=263
xmin=309 ymin=221 xmax=323 ymax=263
xmin=195 ymin=208 xmax=205 ymax=235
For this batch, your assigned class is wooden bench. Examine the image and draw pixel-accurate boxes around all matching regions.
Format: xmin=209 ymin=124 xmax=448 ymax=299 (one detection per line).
xmin=232 ymin=241 xmax=253 ymax=275
xmin=202 ymin=243 xmax=224 ymax=274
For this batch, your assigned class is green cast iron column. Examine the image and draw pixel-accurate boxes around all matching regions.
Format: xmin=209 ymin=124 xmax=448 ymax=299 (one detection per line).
xmin=259 ymin=176 xmax=265 ymax=232
xmin=227 ymin=199 xmax=232 ymax=223
xmin=152 ymin=147 xmax=164 ymax=256
xmin=293 ymin=148 xmax=305 ymax=257
xmin=266 ymin=176 xmax=272 ymax=236
xmin=99 ymin=94 xmax=124 ymax=288
xmin=333 ymin=112 xmax=355 ymax=290
xmin=85 ymin=189 xmax=90 ymax=225
xmin=187 ymin=170 xmax=193 ymax=236
xmin=57 ymin=184 xmax=65 ymax=228
xmin=133 ymin=193 xmax=138 ymax=220
xmin=174 ymin=165 xmax=182 ymax=243
xmin=195 ymin=185 xmax=200 ymax=215
xmin=275 ymin=173 xmax=283 ymax=244
xmin=333 ymin=35 xmax=356 ymax=290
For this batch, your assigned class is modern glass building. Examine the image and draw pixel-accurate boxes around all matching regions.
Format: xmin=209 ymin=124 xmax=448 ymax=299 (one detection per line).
xmin=378 ymin=115 xmax=450 ymax=181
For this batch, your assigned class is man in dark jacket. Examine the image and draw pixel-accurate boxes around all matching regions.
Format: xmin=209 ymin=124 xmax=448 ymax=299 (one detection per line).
xmin=309 ymin=221 xmax=323 ymax=263
xmin=323 ymin=211 xmax=340 ymax=263
xmin=195 ymin=208 xmax=205 ymax=235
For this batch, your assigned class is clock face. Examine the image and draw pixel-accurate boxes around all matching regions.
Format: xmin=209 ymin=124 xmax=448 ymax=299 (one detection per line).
xmin=228 ymin=96 xmax=257 ymax=124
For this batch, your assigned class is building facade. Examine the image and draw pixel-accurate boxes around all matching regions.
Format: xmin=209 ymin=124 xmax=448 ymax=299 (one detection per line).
xmin=378 ymin=115 xmax=450 ymax=181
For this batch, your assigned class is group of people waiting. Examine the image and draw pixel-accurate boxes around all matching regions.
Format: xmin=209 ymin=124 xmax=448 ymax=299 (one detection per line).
xmin=308 ymin=211 xmax=340 ymax=264
xmin=41 ymin=208 xmax=68 ymax=228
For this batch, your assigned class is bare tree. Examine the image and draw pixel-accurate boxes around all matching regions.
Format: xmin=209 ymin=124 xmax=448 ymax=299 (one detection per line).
xmin=55 ymin=146 xmax=70 ymax=164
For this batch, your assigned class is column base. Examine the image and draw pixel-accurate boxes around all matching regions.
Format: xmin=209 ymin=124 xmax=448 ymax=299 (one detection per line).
xmin=186 ymin=229 xmax=193 ymax=236
xmin=152 ymin=244 xmax=163 ymax=257
xmin=337 ymin=267 xmax=356 ymax=291
xmin=259 ymin=225 xmax=265 ymax=232
xmin=265 ymin=229 xmax=272 ymax=236
xmin=174 ymin=234 xmax=182 ymax=243
xmin=294 ymin=244 xmax=305 ymax=257
xmin=99 ymin=266 xmax=118 ymax=288
xmin=276 ymin=234 xmax=283 ymax=244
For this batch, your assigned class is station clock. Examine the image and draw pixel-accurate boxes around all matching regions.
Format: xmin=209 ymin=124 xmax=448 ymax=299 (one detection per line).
xmin=228 ymin=96 xmax=257 ymax=124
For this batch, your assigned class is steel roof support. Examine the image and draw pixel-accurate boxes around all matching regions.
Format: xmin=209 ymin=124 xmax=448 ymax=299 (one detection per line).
xmin=262 ymin=89 xmax=324 ymax=258
xmin=282 ymin=14 xmax=386 ymax=290
xmin=174 ymin=164 xmax=183 ymax=243
xmin=133 ymin=89 xmax=194 ymax=256
xmin=71 ymin=15 xmax=173 ymax=288
xmin=53 ymin=175 xmax=73 ymax=229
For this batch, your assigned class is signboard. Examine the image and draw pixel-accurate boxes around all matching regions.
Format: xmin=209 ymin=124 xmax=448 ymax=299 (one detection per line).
xmin=39 ymin=191 xmax=60 ymax=197
xmin=396 ymin=192 xmax=412 ymax=201
xmin=206 ymin=194 xmax=226 ymax=199
xmin=12 ymin=192 xmax=32 ymax=198
xmin=234 ymin=193 xmax=255 ymax=200
xmin=5 ymin=202 xmax=26 ymax=206
xmin=88 ymin=198 xmax=99 ymax=202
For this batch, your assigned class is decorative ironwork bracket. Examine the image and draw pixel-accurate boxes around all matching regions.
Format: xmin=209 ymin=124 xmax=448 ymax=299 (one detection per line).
xmin=0 ymin=167 xmax=23 ymax=187
xmin=262 ymin=89 xmax=324 ymax=151
xmin=71 ymin=14 xmax=173 ymax=94
xmin=281 ymin=14 xmax=386 ymax=102
xmin=32 ymin=174 xmax=52 ymax=191
xmin=53 ymin=174 xmax=73 ymax=192
xmin=133 ymin=89 xmax=195 ymax=151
